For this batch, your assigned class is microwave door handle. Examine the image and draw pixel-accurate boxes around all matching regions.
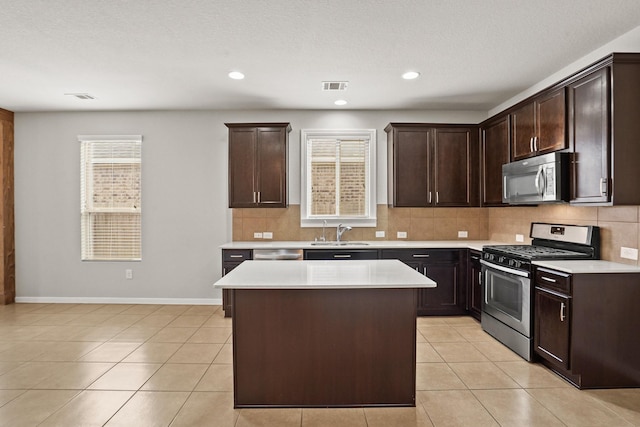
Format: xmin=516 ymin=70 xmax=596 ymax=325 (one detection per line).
xmin=503 ymin=176 xmax=508 ymax=201
xmin=535 ymin=167 xmax=544 ymax=197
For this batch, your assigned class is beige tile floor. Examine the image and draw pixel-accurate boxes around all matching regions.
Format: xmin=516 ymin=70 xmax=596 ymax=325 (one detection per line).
xmin=0 ymin=303 xmax=638 ymax=426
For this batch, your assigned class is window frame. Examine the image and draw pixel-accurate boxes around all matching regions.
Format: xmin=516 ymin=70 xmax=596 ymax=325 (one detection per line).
xmin=300 ymin=129 xmax=376 ymax=228
xmin=79 ymin=134 xmax=142 ymax=261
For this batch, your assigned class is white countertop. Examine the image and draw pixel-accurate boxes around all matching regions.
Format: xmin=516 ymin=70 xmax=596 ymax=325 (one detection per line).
xmin=220 ymin=240 xmax=503 ymax=252
xmin=213 ymin=259 xmax=437 ymax=290
xmin=533 ymin=260 xmax=640 ymax=274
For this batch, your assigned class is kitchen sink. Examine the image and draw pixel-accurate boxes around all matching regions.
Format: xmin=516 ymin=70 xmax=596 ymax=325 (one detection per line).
xmin=310 ymin=241 xmax=370 ymax=246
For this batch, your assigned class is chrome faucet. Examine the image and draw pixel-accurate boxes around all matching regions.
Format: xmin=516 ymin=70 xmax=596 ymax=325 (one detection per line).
xmin=336 ymin=224 xmax=352 ymax=242
xmin=320 ymin=220 xmax=327 ymax=242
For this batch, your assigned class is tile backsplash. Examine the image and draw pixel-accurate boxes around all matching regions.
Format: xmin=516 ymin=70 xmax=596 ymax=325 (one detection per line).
xmin=232 ymin=204 xmax=640 ymax=266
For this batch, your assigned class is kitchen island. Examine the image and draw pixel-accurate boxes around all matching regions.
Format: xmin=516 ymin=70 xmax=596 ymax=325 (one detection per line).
xmin=213 ymin=259 xmax=436 ymax=408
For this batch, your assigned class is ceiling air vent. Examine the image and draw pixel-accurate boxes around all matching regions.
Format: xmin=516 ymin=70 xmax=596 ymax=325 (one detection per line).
xmin=322 ymin=81 xmax=348 ymax=91
xmin=65 ymin=93 xmax=96 ymax=100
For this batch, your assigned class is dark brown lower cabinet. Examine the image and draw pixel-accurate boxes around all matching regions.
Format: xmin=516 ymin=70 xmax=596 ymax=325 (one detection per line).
xmin=534 ymin=286 xmax=570 ymax=370
xmin=534 ymin=267 xmax=640 ymax=388
xmin=381 ymin=249 xmax=465 ymax=316
xmin=467 ymin=250 xmax=482 ymax=320
xmin=221 ymin=249 xmax=252 ymax=317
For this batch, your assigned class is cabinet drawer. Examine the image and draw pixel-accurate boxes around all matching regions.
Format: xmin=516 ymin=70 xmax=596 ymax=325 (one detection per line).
xmin=304 ymin=249 xmax=379 ymax=260
xmin=381 ymin=249 xmax=459 ymax=263
xmin=223 ymin=249 xmax=253 ymax=262
xmin=535 ymin=267 xmax=571 ymax=294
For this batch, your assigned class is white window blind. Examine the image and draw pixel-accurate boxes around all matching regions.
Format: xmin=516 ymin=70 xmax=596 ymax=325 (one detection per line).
xmin=79 ymin=135 xmax=142 ymax=261
xmin=300 ymin=129 xmax=376 ymax=227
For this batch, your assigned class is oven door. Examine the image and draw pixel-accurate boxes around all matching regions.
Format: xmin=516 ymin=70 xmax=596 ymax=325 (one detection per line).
xmin=481 ymin=260 xmax=531 ymax=337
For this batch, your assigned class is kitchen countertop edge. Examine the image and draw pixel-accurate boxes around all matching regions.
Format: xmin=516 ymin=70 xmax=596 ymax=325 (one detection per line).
xmin=220 ymin=240 xmax=503 ymax=252
xmin=533 ymin=260 xmax=640 ymax=274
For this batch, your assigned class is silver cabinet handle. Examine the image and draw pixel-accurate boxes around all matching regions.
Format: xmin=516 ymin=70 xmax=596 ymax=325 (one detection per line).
xmin=428 ymin=191 xmax=432 ymax=204
xmin=436 ymin=191 xmax=439 ymax=204
xmin=253 ymin=192 xmax=257 ymax=203
xmin=257 ymin=191 xmax=261 ymax=203
xmin=333 ymin=254 xmax=351 ymax=258
xmin=478 ymin=271 xmax=482 ymax=285
xmin=560 ymin=302 xmax=566 ymax=322
xmin=223 ymin=268 xmax=227 ymax=276
xmin=530 ymin=137 xmax=534 ymax=152
xmin=423 ymin=267 xmax=427 ymax=276
xmin=412 ymin=254 xmax=430 ymax=258
xmin=540 ymin=276 xmax=556 ymax=283
xmin=534 ymin=136 xmax=538 ymax=152
xmin=229 ymin=255 xmax=244 ymax=258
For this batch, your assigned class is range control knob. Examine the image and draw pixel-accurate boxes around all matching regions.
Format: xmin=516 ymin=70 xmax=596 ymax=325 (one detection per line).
xmin=498 ymin=256 xmax=505 ymax=263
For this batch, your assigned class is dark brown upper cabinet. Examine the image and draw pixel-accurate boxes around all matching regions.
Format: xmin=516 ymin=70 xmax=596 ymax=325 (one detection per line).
xmin=567 ymin=54 xmax=640 ymax=205
xmin=511 ymin=88 xmax=567 ymax=161
xmin=385 ymin=123 xmax=479 ymax=208
xmin=480 ymin=114 xmax=510 ymax=206
xmin=226 ymin=123 xmax=291 ymax=208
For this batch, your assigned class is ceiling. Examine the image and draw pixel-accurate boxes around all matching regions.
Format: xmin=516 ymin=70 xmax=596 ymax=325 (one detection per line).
xmin=1 ymin=0 xmax=640 ymax=113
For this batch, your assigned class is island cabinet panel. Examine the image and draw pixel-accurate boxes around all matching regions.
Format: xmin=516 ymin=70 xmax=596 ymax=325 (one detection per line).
xmin=385 ymin=123 xmax=479 ymax=208
xmin=480 ymin=115 xmax=510 ymax=206
xmin=511 ymin=88 xmax=567 ymax=161
xmin=381 ymin=249 xmax=465 ymax=316
xmin=221 ymin=249 xmax=252 ymax=317
xmin=232 ymin=287 xmax=417 ymax=407
xmin=534 ymin=267 xmax=640 ymax=388
xmin=226 ymin=123 xmax=290 ymax=208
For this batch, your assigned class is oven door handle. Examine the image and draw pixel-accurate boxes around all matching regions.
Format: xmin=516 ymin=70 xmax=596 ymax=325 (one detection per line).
xmin=480 ymin=260 xmax=530 ymax=278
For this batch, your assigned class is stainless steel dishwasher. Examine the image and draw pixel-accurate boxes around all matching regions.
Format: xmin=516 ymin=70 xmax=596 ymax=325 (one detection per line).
xmin=252 ymin=248 xmax=303 ymax=261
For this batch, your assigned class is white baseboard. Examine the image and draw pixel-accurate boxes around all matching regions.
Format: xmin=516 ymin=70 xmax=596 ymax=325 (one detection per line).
xmin=15 ymin=296 xmax=223 ymax=305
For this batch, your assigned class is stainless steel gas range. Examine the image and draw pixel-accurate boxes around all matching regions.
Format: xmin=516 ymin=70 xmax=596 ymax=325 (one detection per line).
xmin=481 ymin=223 xmax=600 ymax=361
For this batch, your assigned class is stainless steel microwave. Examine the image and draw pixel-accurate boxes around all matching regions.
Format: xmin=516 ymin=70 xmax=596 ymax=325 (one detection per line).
xmin=502 ymin=152 xmax=569 ymax=204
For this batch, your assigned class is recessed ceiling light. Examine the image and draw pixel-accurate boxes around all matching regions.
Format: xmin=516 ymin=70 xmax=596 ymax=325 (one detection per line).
xmin=402 ymin=71 xmax=420 ymax=80
xmin=228 ymin=71 xmax=245 ymax=80
xmin=334 ymin=99 xmax=347 ymax=106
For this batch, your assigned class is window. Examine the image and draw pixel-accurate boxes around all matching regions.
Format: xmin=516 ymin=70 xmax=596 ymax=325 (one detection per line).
xmin=301 ymin=129 xmax=376 ymax=227
xmin=79 ymin=135 xmax=142 ymax=261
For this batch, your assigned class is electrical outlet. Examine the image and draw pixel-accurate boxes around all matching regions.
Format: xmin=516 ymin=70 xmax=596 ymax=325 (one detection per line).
xmin=621 ymin=247 xmax=638 ymax=260
xmin=253 ymin=232 xmax=263 ymax=239
xmin=458 ymin=231 xmax=468 ymax=238
xmin=263 ymin=232 xmax=273 ymax=239
xmin=125 ymin=269 xmax=133 ymax=280
xmin=515 ymin=234 xmax=524 ymax=242
xmin=397 ymin=231 xmax=407 ymax=239
xmin=375 ymin=231 xmax=385 ymax=238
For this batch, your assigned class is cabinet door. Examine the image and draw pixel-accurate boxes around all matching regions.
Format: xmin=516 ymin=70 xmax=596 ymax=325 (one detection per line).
xmin=568 ymin=67 xmax=610 ymax=204
xmin=432 ymin=128 xmax=479 ymax=207
xmin=419 ymin=262 xmax=464 ymax=316
xmin=256 ymin=127 xmax=287 ymax=206
xmin=536 ymin=88 xmax=567 ymax=154
xmin=511 ymin=102 xmax=536 ymax=160
xmin=468 ymin=251 xmax=483 ymax=320
xmin=534 ymin=287 xmax=571 ymax=369
xmin=392 ymin=129 xmax=430 ymax=207
xmin=228 ymin=128 xmax=257 ymax=207
xmin=481 ymin=116 xmax=510 ymax=206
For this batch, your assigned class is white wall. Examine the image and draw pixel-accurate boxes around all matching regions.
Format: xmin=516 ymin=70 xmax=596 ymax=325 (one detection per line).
xmin=489 ymin=25 xmax=640 ymax=116
xmin=14 ymin=109 xmax=485 ymax=303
